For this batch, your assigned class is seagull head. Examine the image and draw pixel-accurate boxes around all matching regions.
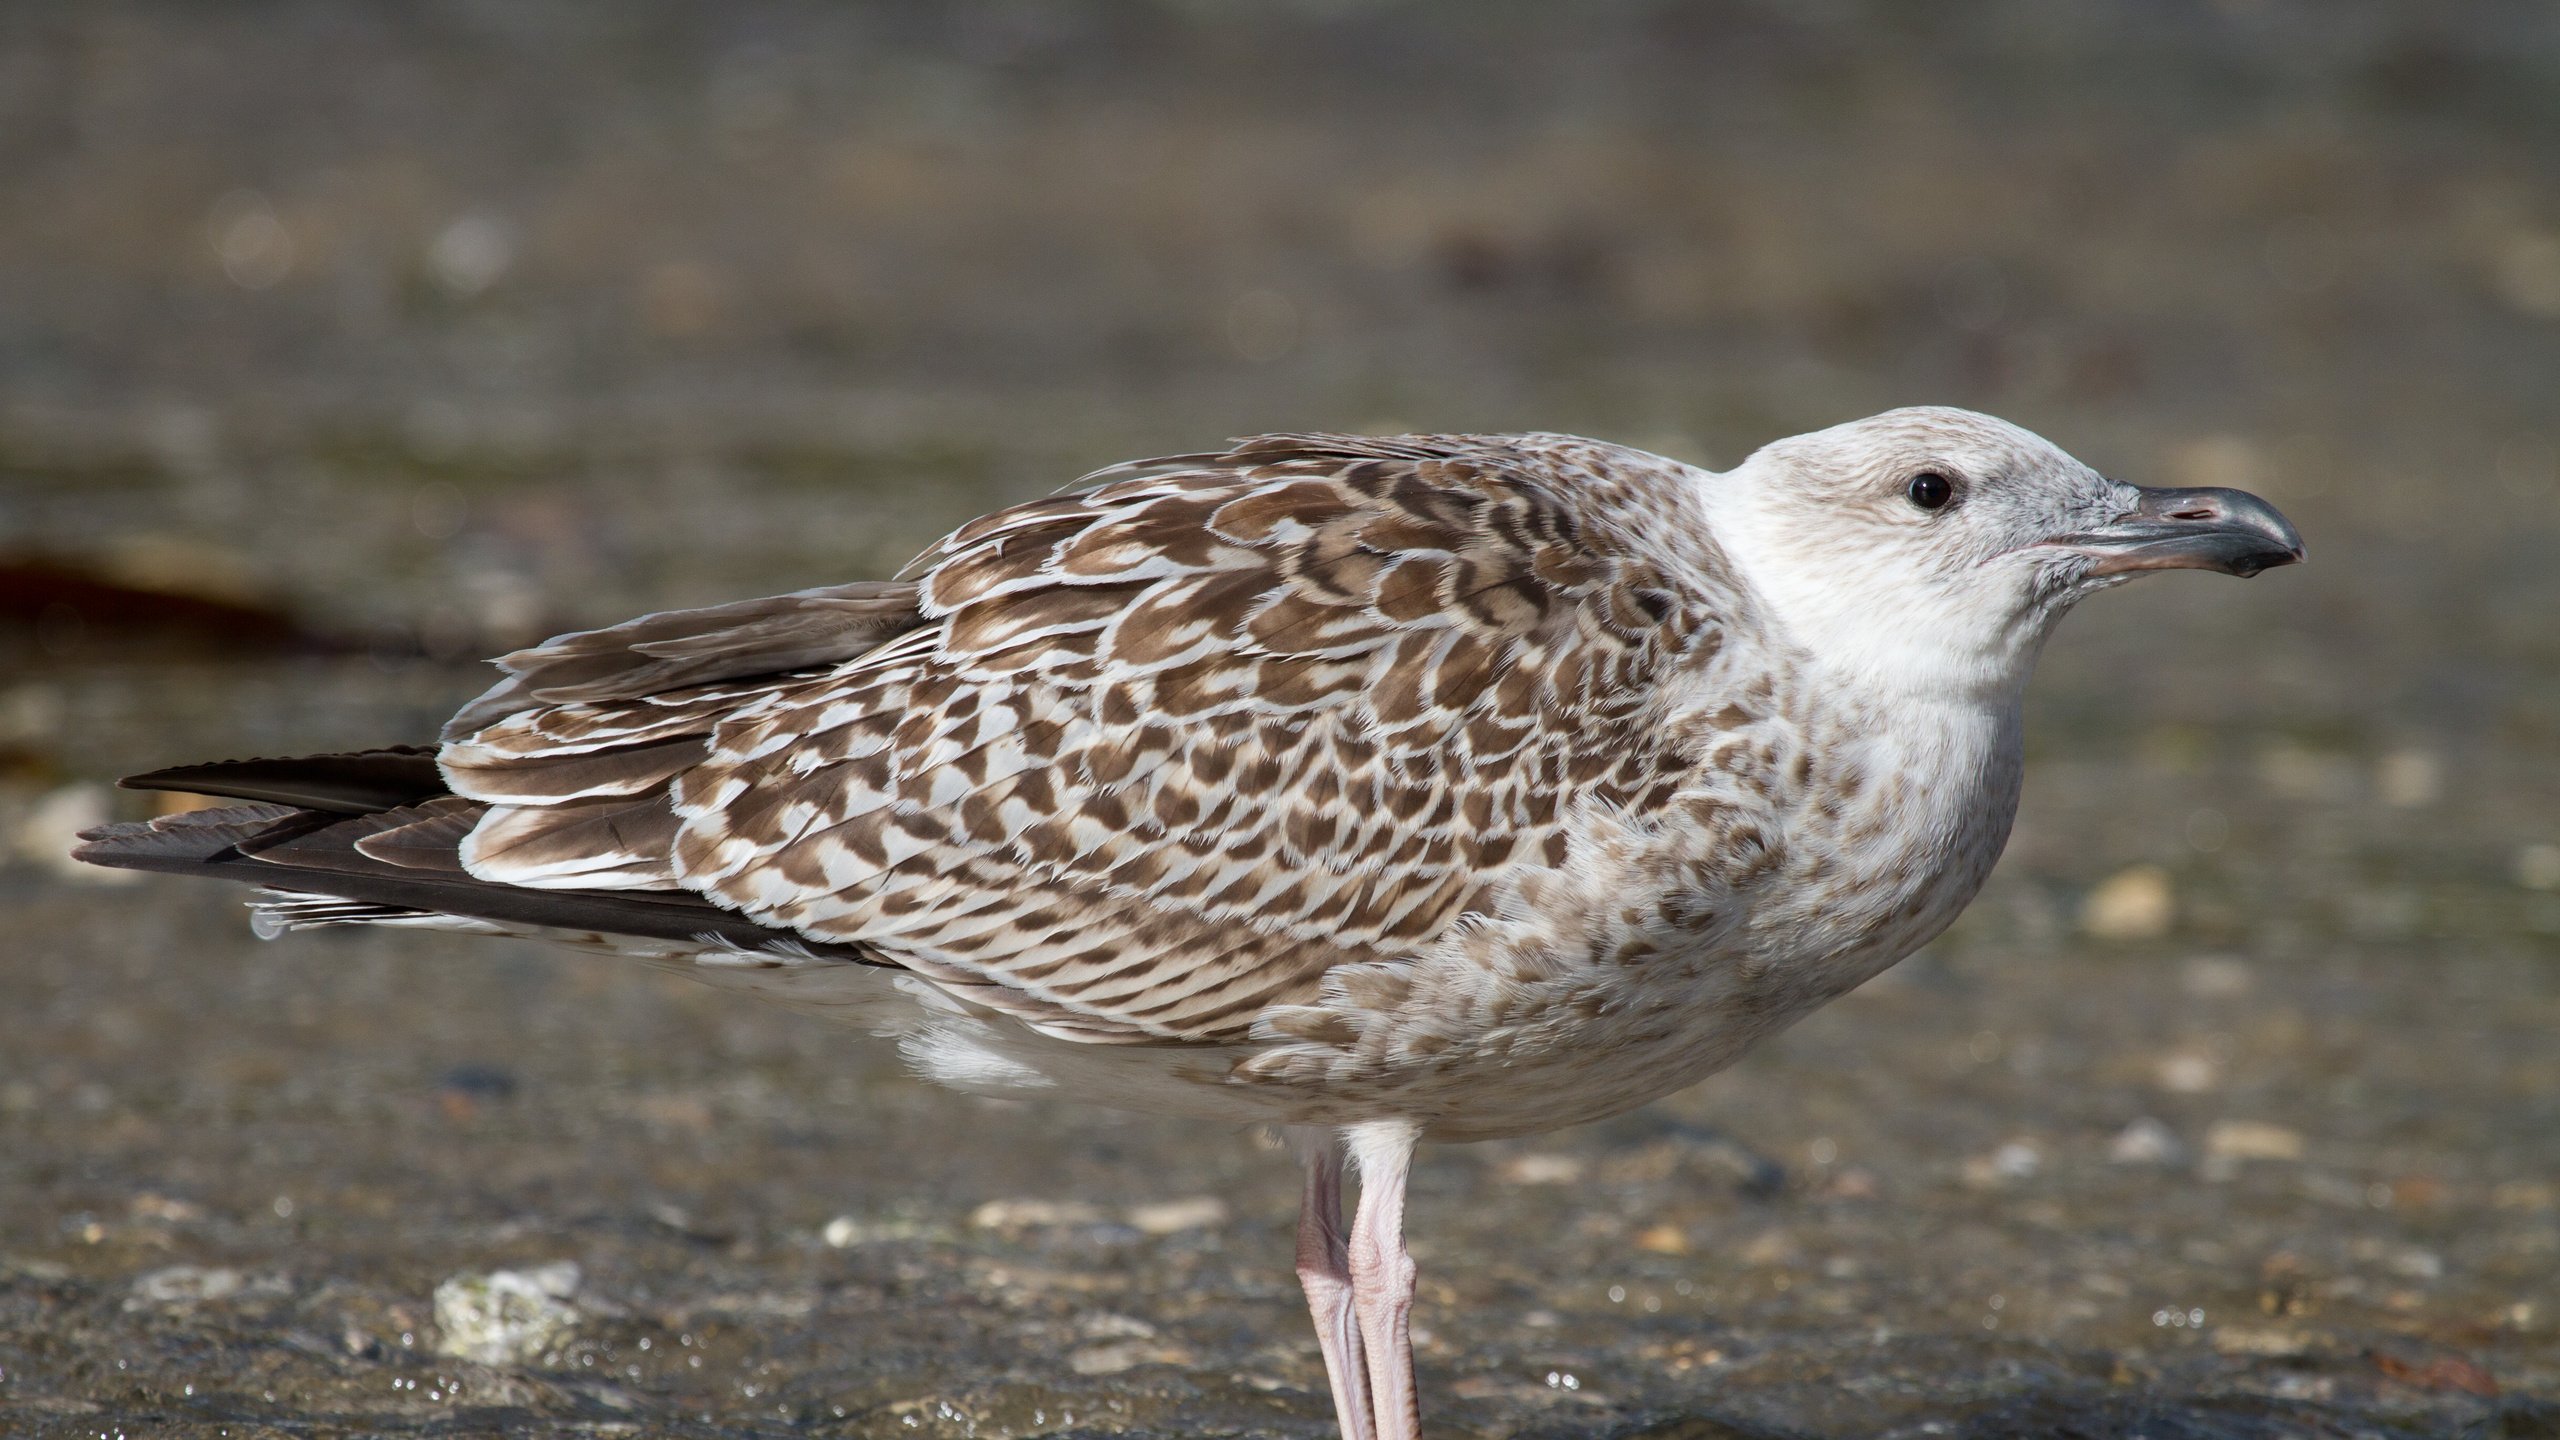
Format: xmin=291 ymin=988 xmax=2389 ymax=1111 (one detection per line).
xmin=1700 ymin=406 xmax=2304 ymax=700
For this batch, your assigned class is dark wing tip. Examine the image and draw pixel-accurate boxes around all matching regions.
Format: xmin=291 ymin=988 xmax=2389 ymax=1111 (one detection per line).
xmin=117 ymin=748 xmax=448 ymax=814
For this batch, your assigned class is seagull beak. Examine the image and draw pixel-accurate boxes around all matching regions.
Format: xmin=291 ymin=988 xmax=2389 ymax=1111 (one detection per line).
xmin=2048 ymin=486 xmax=2306 ymax=578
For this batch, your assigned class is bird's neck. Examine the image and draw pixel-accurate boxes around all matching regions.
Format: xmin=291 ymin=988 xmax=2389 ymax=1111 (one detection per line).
xmin=1761 ymin=575 xmax=2051 ymax=707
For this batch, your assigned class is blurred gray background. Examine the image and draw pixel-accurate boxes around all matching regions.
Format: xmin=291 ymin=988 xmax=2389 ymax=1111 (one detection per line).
xmin=2 ymin=4 xmax=2555 ymax=1437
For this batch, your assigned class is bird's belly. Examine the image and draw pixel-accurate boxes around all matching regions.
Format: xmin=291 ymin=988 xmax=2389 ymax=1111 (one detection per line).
xmin=1224 ymin=934 xmax=1847 ymax=1141
xmin=1225 ymin=824 xmax=1998 ymax=1139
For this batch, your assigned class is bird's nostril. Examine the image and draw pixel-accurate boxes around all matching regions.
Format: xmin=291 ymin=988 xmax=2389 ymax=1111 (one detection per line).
xmin=2168 ymin=507 xmax=2215 ymax=521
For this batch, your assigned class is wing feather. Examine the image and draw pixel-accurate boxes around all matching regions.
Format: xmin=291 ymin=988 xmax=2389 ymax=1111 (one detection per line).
xmin=441 ymin=581 xmax=923 ymax=740
xmin=426 ymin=433 xmax=1733 ymax=1044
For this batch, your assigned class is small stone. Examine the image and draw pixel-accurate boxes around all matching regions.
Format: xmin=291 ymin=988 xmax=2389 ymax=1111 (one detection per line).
xmin=1964 ymin=1140 xmax=2042 ymax=1187
xmin=1078 ymin=1312 xmax=1156 ymax=1340
xmin=2385 ymin=1247 xmax=2444 ymax=1281
xmin=2492 ymin=227 xmax=2560 ymax=318
xmin=819 ymin=1214 xmax=930 ymax=1246
xmin=1737 ymin=1229 xmax=1801 ymax=1267
xmin=1068 ymin=1341 xmax=1144 ymax=1375
xmin=2267 ymin=1372 xmax=2339 ymax=1402
xmin=1822 ymin=1166 xmax=1879 ymax=1199
xmin=1499 ymin=1152 xmax=1587 ymax=1185
xmin=630 ymin=1093 xmax=713 ymax=1131
xmin=1124 ymin=1196 xmax=1228 ymax=1235
xmin=128 ymin=1193 xmax=208 ymax=1224
xmin=1066 ymin=1339 xmax=1189 ymax=1375
xmin=2205 ymin=1120 xmax=2306 ymax=1162
xmin=2215 ymin=1325 xmax=2312 ymax=1358
xmin=2517 ymin=843 xmax=2560 ymax=892
xmin=2257 ymin=742 xmax=2351 ymax=801
xmin=2375 ymin=749 xmax=2440 ymax=808
xmin=2179 ymin=956 xmax=2255 ymax=999
xmin=2081 ymin=865 xmax=2174 ymax=941
xmin=2386 ymin=1174 xmax=2448 ymax=1211
xmin=968 ymin=1198 xmax=1103 ymax=1229
xmin=2108 ymin=1117 xmax=2186 ymax=1167
xmin=2491 ymin=1181 xmax=2557 ymax=1211
xmin=127 ymin=1265 xmax=245 ymax=1310
xmin=1634 ymin=1222 xmax=1690 ymax=1256
xmin=432 ymin=1262 xmax=581 ymax=1365
xmin=692 ymin=1289 xmax=815 ymax=1319
xmin=0 ymin=683 xmax=64 ymax=746
xmin=2154 ymin=1050 xmax=2221 ymax=1094
xmin=2368 ymin=1347 xmax=2501 ymax=1396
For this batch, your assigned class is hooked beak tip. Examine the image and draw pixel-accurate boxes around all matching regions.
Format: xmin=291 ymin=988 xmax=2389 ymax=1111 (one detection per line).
xmin=2057 ymin=485 xmax=2305 ymax=579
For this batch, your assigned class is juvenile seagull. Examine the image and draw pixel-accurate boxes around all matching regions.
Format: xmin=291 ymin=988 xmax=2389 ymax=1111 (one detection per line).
xmin=78 ymin=408 xmax=2300 ymax=1439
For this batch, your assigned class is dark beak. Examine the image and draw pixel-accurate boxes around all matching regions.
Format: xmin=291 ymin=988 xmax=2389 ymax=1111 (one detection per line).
xmin=2050 ymin=486 xmax=2306 ymax=578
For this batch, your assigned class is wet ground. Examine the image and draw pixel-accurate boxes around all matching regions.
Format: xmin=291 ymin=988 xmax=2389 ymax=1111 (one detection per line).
xmin=5 ymin=4 xmax=2560 ymax=1436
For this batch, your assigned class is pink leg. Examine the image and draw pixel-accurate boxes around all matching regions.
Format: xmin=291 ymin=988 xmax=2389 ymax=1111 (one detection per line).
xmin=1293 ymin=1129 xmax=1376 ymax=1440
xmin=1347 ymin=1120 xmax=1423 ymax=1440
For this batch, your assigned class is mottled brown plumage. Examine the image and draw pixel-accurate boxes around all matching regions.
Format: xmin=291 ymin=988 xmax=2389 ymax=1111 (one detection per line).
xmin=76 ymin=411 xmax=2303 ymax=1440
xmin=438 ymin=433 xmax=1735 ymax=1051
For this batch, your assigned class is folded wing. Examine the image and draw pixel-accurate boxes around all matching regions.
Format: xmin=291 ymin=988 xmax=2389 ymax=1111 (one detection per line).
xmin=443 ymin=434 xmax=1731 ymax=1044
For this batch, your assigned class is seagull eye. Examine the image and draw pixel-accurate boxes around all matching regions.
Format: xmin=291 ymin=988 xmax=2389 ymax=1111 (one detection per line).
xmin=1905 ymin=472 xmax=1955 ymax=512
